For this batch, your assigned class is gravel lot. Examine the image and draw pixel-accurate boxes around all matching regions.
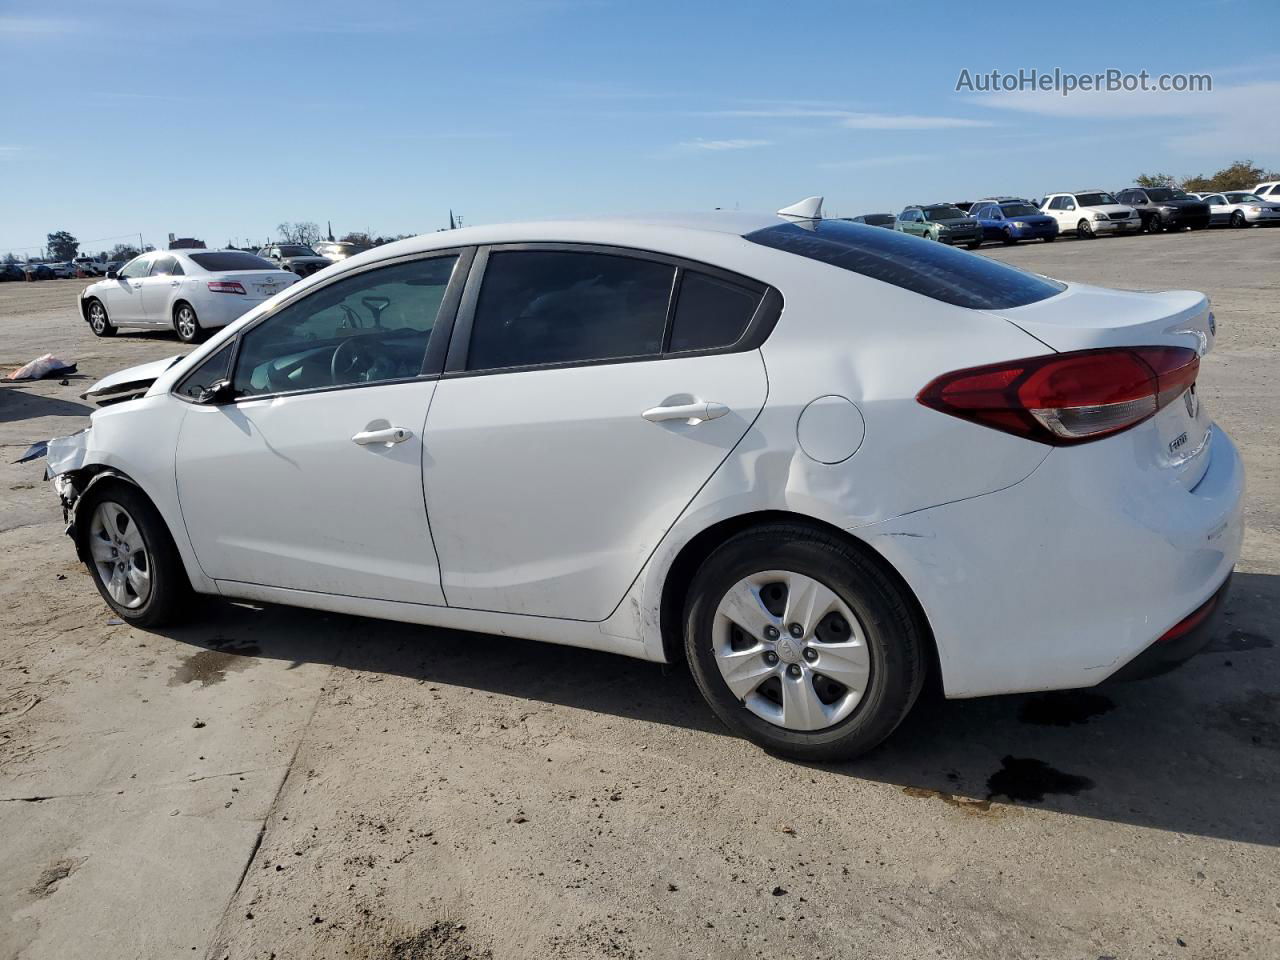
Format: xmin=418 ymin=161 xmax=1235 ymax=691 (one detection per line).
xmin=1 ymin=230 xmax=1277 ymax=960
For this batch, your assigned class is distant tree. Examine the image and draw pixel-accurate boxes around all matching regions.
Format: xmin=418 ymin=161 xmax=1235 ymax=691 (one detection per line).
xmin=108 ymin=243 xmax=139 ymax=261
xmin=2 ymin=252 xmax=16 ymax=265
xmin=1134 ymin=172 xmax=1177 ymax=189
xmin=340 ymin=231 xmax=373 ymax=246
xmin=276 ymin=221 xmax=323 ymax=245
xmin=1191 ymin=159 xmax=1279 ymax=192
xmin=47 ymin=230 xmax=79 ymax=260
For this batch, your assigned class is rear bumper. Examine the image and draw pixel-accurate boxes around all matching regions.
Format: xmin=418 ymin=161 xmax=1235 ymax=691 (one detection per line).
xmin=861 ymin=425 xmax=1245 ymax=698
xmin=1108 ymin=575 xmax=1231 ymax=681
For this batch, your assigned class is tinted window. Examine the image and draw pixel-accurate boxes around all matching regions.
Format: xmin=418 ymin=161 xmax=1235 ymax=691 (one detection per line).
xmin=119 ymin=257 xmax=150 ymax=279
xmin=176 ymin=342 xmax=233 ymax=400
xmin=467 ymin=251 xmax=674 ymax=371
xmin=744 ymin=220 xmax=1065 ymax=310
xmin=668 ymin=271 xmax=761 ymax=352
xmin=190 ymin=252 xmax=278 ymax=272
xmin=999 ymin=203 xmax=1040 ymax=217
xmin=232 ymin=255 xmax=457 ymax=397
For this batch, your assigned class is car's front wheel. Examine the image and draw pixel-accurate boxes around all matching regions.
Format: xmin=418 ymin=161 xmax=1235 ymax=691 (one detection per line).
xmin=1001 ymin=230 xmax=1017 ymax=245
xmin=174 ymin=302 xmax=204 ymax=343
xmin=683 ymin=525 xmax=927 ymax=761
xmin=86 ymin=298 xmax=116 ymax=337
xmin=1078 ymin=219 xmax=1095 ymax=238
xmin=1147 ymin=213 xmax=1164 ymax=233
xmin=79 ymin=481 xmax=191 ymax=627
xmin=1231 ymin=211 xmax=1247 ymax=228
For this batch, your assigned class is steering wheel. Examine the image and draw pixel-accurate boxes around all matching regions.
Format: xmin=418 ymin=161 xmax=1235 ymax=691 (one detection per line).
xmin=330 ymin=335 xmax=390 ymax=384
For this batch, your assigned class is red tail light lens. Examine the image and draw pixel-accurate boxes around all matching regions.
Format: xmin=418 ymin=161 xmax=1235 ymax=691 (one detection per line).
xmin=917 ymin=346 xmax=1200 ymax=445
xmin=207 ymin=280 xmax=246 ymax=295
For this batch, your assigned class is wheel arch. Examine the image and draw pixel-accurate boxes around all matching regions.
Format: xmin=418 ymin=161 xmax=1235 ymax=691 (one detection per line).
xmin=80 ymin=294 xmax=101 ymax=322
xmin=657 ymin=509 xmax=941 ymax=686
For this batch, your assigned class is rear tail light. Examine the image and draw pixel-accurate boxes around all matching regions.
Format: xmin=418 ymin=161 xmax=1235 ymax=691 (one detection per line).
xmin=1156 ymin=591 xmax=1219 ymax=645
xmin=207 ymin=280 xmax=246 ymax=295
xmin=917 ymin=346 xmax=1199 ymax=445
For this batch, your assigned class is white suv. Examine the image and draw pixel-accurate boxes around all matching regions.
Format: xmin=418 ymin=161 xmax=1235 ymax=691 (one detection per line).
xmin=1251 ymin=181 xmax=1280 ymax=204
xmin=1040 ymin=190 xmax=1140 ymax=238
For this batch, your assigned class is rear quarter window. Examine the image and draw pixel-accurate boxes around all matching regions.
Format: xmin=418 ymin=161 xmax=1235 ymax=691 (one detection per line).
xmin=745 ymin=220 xmax=1065 ymax=309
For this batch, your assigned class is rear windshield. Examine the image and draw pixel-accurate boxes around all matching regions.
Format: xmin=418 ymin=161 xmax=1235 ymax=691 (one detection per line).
xmin=744 ymin=220 xmax=1065 ymax=309
xmin=189 ymin=252 xmax=278 ymax=272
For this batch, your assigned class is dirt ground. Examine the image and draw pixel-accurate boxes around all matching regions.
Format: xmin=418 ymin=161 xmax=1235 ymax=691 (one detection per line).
xmin=1 ymin=229 xmax=1277 ymax=960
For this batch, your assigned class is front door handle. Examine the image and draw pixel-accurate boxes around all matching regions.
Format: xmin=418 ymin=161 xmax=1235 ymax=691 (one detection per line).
xmin=642 ymin=401 xmax=729 ymax=424
xmin=352 ymin=426 xmax=412 ymax=445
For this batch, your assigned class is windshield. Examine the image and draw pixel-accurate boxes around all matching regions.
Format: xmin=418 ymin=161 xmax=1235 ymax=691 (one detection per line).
xmin=999 ymin=203 xmax=1040 ymax=217
xmin=745 ymin=220 xmax=1065 ymax=310
xmin=1076 ymin=192 xmax=1118 ymax=206
xmin=277 ymin=245 xmax=317 ymax=257
xmin=1144 ymin=188 xmax=1190 ymax=201
xmin=923 ymin=206 xmax=968 ymax=221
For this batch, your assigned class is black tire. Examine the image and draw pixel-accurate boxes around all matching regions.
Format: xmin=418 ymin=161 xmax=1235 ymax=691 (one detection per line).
xmin=683 ymin=524 xmax=927 ymax=762
xmin=1231 ymin=211 xmax=1246 ymax=228
xmin=1077 ymin=219 xmax=1094 ymax=239
xmin=1043 ymin=235 xmax=1056 ymax=243
xmin=965 ymin=239 xmax=982 ymax=250
xmin=1001 ymin=230 xmax=1017 ymax=245
xmin=174 ymin=301 xmax=204 ymax=343
xmin=86 ymin=297 xmax=116 ymax=337
xmin=77 ymin=480 xmax=192 ymax=628
xmin=1147 ymin=213 xmax=1163 ymax=233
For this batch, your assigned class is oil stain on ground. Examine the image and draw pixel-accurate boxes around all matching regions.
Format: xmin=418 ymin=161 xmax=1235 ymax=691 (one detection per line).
xmin=1204 ymin=629 xmax=1273 ymax=653
xmin=902 ymin=785 xmax=994 ymax=814
xmin=168 ymin=642 xmax=261 ymax=687
xmin=1212 ymin=690 xmax=1280 ymax=750
xmin=1018 ymin=690 xmax=1115 ymax=727
xmin=986 ymin=756 xmax=1095 ymax=803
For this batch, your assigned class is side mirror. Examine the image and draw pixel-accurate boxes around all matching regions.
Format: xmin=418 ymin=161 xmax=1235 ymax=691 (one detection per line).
xmin=106 ymin=269 xmax=118 ymax=279
xmin=196 ymin=379 xmax=236 ymax=405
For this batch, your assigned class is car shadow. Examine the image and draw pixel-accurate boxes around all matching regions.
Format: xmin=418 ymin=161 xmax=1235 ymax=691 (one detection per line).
xmin=155 ymin=570 xmax=1279 ymax=847
xmin=0 ymin=386 xmax=94 ymax=424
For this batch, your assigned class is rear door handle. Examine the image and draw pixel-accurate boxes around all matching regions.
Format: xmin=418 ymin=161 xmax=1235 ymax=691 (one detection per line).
xmin=352 ymin=426 xmax=412 ymax=445
xmin=642 ymin=401 xmax=729 ymax=424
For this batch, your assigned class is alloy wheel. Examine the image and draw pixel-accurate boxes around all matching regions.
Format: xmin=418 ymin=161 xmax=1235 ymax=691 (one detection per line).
xmin=88 ymin=500 xmax=152 ymax=609
xmin=712 ymin=570 xmax=871 ymax=732
xmin=89 ymin=302 xmax=107 ymax=334
xmin=176 ymin=306 xmax=196 ymax=341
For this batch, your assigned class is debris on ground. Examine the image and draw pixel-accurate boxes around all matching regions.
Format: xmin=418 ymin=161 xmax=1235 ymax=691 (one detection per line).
xmin=12 ymin=440 xmax=48 ymax=464
xmin=4 ymin=354 xmax=77 ymax=382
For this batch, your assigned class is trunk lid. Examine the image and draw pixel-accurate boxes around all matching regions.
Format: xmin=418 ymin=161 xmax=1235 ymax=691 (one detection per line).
xmin=211 ymin=270 xmax=298 ymax=300
xmin=988 ymin=284 xmax=1215 ymax=490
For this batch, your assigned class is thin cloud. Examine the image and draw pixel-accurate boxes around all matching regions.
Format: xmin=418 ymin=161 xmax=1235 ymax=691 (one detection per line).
xmin=819 ymin=153 xmax=931 ymax=170
xmin=678 ymin=138 xmax=774 ymax=151
xmin=0 ymin=17 xmax=77 ymax=34
xmin=839 ymin=112 xmax=995 ymax=130
xmin=969 ymin=79 xmax=1279 ymax=155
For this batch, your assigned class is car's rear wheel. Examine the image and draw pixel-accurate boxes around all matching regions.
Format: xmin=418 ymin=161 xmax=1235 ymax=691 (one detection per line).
xmin=86 ymin=298 xmax=116 ymax=337
xmin=174 ymin=302 xmax=204 ymax=343
xmin=683 ymin=525 xmax=927 ymax=761
xmin=1231 ymin=211 xmax=1247 ymax=228
xmin=1077 ymin=219 xmax=1094 ymax=238
xmin=79 ymin=481 xmax=191 ymax=627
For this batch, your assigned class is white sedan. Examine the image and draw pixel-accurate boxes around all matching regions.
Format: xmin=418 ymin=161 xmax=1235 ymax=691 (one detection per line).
xmin=45 ymin=201 xmax=1243 ymax=760
xmin=79 ymin=250 xmax=298 ymax=343
xmin=1192 ymin=191 xmax=1280 ymax=227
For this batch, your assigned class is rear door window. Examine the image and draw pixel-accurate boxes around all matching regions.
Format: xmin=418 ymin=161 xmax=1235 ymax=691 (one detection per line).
xmin=466 ymin=250 xmax=674 ymax=371
xmin=745 ymin=219 xmax=1065 ymax=309
xmin=667 ymin=271 xmax=762 ymax=353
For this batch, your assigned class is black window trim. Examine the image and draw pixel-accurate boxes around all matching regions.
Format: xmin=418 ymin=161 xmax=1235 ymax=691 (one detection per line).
xmin=172 ymin=245 xmax=476 ymax=406
xmin=441 ymin=241 xmax=783 ymax=380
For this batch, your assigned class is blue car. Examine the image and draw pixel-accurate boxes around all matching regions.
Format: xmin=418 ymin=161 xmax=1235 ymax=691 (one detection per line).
xmin=970 ymin=199 xmax=1058 ymax=244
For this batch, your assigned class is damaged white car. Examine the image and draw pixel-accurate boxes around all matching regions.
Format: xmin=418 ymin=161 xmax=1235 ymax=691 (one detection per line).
xmin=46 ymin=204 xmax=1243 ymax=760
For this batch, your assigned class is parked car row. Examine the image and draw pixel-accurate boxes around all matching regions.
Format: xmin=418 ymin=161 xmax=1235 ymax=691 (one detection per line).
xmin=847 ymin=180 xmax=1280 ymax=247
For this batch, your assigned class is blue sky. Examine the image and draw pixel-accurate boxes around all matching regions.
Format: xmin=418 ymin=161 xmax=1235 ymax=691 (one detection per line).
xmin=1 ymin=0 xmax=1277 ymax=257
